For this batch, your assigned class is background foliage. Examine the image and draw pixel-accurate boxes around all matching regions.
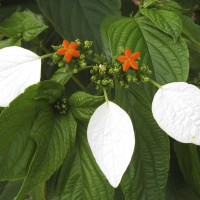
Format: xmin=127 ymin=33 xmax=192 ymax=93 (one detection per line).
xmin=0 ymin=0 xmax=200 ymax=199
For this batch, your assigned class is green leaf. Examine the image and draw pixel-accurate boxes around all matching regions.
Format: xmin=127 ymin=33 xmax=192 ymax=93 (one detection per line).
xmin=0 ymin=11 xmax=47 ymax=41
xmin=182 ymin=15 xmax=200 ymax=45
xmin=15 ymin=108 xmax=77 ymax=200
xmin=174 ymin=0 xmax=200 ymax=9
xmin=36 ymin=0 xmax=121 ymax=52
xmin=155 ymin=1 xmax=186 ymax=12
xmin=165 ymin=143 xmax=200 ymax=200
xmin=69 ymin=91 xmax=104 ymax=121
xmin=46 ymin=123 xmax=114 ymax=200
xmin=0 ymin=181 xmax=23 ymax=200
xmin=100 ymin=15 xmax=124 ymax=58
xmin=139 ymin=8 xmax=182 ymax=40
xmin=0 ymin=6 xmax=18 ymax=23
xmin=0 ymin=80 xmax=64 ymax=181
xmin=0 ymin=38 xmax=21 ymax=49
xmin=116 ymin=88 xmax=170 ymax=200
xmin=143 ymin=0 xmax=158 ymax=8
xmin=174 ymin=143 xmax=200 ymax=196
xmin=51 ymin=67 xmax=73 ymax=86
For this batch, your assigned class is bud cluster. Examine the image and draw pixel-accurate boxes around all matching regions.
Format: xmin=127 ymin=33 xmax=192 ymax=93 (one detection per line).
xmin=54 ymin=98 xmax=68 ymax=115
xmin=90 ymin=59 xmax=152 ymax=90
xmin=90 ymin=62 xmax=117 ymax=90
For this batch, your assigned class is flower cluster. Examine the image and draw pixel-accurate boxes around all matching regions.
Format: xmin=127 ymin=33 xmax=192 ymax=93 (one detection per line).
xmin=90 ymin=47 xmax=151 ymax=90
xmin=52 ymin=39 xmax=93 ymax=73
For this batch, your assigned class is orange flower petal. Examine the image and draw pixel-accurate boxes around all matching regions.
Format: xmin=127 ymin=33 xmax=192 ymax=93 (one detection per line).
xmin=123 ymin=61 xmax=131 ymax=71
xmin=70 ymin=43 xmax=79 ymax=49
xmin=131 ymin=52 xmax=140 ymax=60
xmin=65 ymin=53 xmax=72 ymax=62
xmin=63 ymin=40 xmax=70 ymax=48
xmin=125 ymin=48 xmax=132 ymax=57
xmin=130 ymin=60 xmax=138 ymax=70
xmin=117 ymin=56 xmax=127 ymax=63
xmin=57 ymin=48 xmax=67 ymax=55
xmin=71 ymin=49 xmax=80 ymax=57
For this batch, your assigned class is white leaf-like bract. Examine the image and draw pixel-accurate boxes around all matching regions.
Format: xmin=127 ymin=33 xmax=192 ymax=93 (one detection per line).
xmin=87 ymin=101 xmax=135 ymax=187
xmin=152 ymin=82 xmax=200 ymax=145
xmin=0 ymin=46 xmax=41 ymax=107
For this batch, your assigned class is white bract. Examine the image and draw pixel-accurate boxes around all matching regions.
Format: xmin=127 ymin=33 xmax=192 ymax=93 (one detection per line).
xmin=87 ymin=101 xmax=135 ymax=187
xmin=0 ymin=46 xmax=41 ymax=107
xmin=152 ymin=82 xmax=200 ymax=145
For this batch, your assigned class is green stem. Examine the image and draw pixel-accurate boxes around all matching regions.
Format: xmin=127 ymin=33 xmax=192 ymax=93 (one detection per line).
xmin=40 ymin=53 xmax=54 ymax=60
xmin=103 ymin=88 xmax=109 ymax=102
xmin=71 ymin=75 xmax=88 ymax=92
xmin=149 ymin=78 xmax=162 ymax=89
xmin=79 ymin=65 xmax=93 ymax=72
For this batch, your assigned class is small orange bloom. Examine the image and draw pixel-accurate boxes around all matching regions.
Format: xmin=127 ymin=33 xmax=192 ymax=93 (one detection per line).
xmin=57 ymin=40 xmax=80 ymax=62
xmin=117 ymin=48 xmax=140 ymax=71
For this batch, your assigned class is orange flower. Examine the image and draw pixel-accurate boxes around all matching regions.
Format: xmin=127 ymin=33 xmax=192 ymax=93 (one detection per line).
xmin=57 ymin=40 xmax=80 ymax=62
xmin=117 ymin=48 xmax=140 ymax=71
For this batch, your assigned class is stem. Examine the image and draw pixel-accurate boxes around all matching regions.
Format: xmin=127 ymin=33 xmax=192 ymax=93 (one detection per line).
xmin=149 ymin=78 xmax=162 ymax=89
xmin=71 ymin=75 xmax=88 ymax=92
xmin=40 ymin=53 xmax=54 ymax=60
xmin=103 ymin=88 xmax=109 ymax=102
xmin=79 ymin=65 xmax=93 ymax=72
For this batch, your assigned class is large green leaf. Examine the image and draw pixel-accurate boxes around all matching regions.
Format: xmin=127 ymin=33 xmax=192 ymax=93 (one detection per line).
xmin=139 ymin=8 xmax=182 ymax=40
xmin=36 ymin=0 xmax=121 ymax=52
xmin=0 ymin=81 xmax=64 ymax=181
xmin=174 ymin=143 xmax=200 ymax=196
xmin=101 ymin=15 xmax=124 ymax=58
xmin=182 ymin=15 xmax=200 ymax=45
xmin=15 ymin=108 xmax=77 ymax=200
xmin=116 ymin=88 xmax=169 ymax=200
xmin=0 ymin=11 xmax=47 ymax=41
xmin=165 ymin=143 xmax=200 ymax=200
xmin=143 ymin=0 xmax=158 ymax=8
xmin=0 ymin=181 xmax=22 ymax=200
xmin=46 ymin=123 xmax=114 ymax=200
xmin=174 ymin=0 xmax=200 ymax=9
xmin=68 ymin=91 xmax=104 ymax=121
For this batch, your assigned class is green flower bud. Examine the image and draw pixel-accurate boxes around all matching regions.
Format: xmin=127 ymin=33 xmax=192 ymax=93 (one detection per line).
xmin=75 ymin=39 xmax=81 ymax=45
xmin=84 ymin=40 xmax=93 ymax=48
xmin=58 ymin=60 xmax=65 ymax=67
xmin=87 ymin=50 xmax=93 ymax=55
xmin=80 ymin=62 xmax=87 ymax=68
xmin=93 ymin=65 xmax=99 ymax=71
xmin=99 ymin=64 xmax=106 ymax=73
xmin=126 ymin=75 xmax=132 ymax=82
xmin=108 ymin=68 xmax=114 ymax=74
xmin=73 ymin=68 xmax=79 ymax=73
xmin=80 ymin=54 xmax=85 ymax=60
xmin=113 ymin=68 xmax=120 ymax=74
xmin=91 ymin=76 xmax=96 ymax=81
